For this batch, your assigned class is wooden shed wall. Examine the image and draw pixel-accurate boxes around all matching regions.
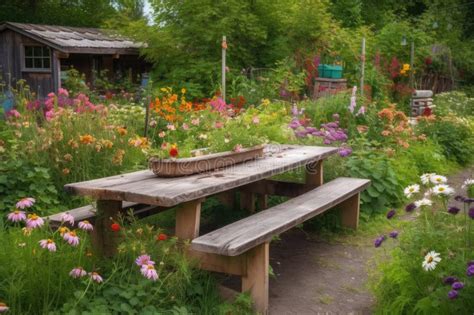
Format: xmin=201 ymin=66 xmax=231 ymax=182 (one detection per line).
xmin=0 ymin=29 xmax=54 ymax=97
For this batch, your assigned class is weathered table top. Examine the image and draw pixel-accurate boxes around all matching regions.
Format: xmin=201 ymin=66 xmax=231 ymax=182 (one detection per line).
xmin=64 ymin=145 xmax=338 ymax=207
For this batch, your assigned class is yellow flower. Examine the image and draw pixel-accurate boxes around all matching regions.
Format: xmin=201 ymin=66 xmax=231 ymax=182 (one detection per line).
xmin=22 ymin=227 xmax=32 ymax=236
xmin=59 ymin=226 xmax=70 ymax=236
xmin=261 ymin=99 xmax=270 ymax=106
xmin=402 ymin=64 xmax=410 ymax=71
xmin=181 ymin=88 xmax=186 ymax=94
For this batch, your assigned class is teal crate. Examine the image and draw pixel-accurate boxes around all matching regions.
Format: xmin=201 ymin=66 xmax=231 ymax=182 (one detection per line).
xmin=317 ymin=64 xmax=343 ymax=79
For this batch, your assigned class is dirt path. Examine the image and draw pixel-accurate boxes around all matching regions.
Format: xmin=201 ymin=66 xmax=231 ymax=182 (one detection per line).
xmin=267 ymin=167 xmax=473 ymax=314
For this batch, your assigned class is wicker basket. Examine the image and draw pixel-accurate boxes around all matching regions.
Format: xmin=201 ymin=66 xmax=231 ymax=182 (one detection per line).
xmin=149 ymin=145 xmax=265 ymax=177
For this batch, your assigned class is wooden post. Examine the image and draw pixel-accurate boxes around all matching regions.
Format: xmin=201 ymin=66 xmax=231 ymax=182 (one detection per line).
xmin=175 ymin=199 xmax=202 ymax=240
xmin=242 ymin=242 xmax=269 ymax=315
xmin=305 ymin=160 xmax=323 ymax=188
xmin=217 ymin=190 xmax=235 ymax=208
xmin=93 ymin=200 xmax=122 ymax=257
xmin=221 ymin=35 xmax=227 ymax=103
xmin=339 ymin=194 xmax=360 ymax=229
xmin=409 ymin=41 xmax=415 ymax=89
xmin=256 ymin=194 xmax=268 ymax=211
xmin=360 ymin=37 xmax=366 ymax=97
xmin=240 ymin=191 xmax=256 ymax=213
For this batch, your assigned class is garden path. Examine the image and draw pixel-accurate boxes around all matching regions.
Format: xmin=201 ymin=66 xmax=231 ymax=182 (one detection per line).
xmin=267 ymin=166 xmax=474 ymax=314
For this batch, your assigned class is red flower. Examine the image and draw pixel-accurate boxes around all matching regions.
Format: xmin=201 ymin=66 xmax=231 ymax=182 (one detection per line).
xmin=169 ymin=146 xmax=178 ymax=158
xmin=111 ymin=223 xmax=121 ymax=232
xmin=157 ymin=233 xmax=168 ymax=241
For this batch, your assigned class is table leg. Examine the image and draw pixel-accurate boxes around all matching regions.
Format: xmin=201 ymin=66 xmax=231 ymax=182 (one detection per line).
xmin=240 ymin=191 xmax=256 ymax=213
xmin=175 ymin=199 xmax=202 ymax=240
xmin=242 ymin=242 xmax=269 ymax=314
xmin=93 ymin=200 xmax=122 ymax=257
xmin=305 ymin=160 xmax=323 ymax=188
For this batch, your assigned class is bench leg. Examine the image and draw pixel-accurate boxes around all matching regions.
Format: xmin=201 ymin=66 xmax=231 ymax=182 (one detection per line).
xmin=93 ymin=200 xmax=122 ymax=257
xmin=240 ymin=191 xmax=256 ymax=213
xmin=257 ymin=193 xmax=268 ymax=210
xmin=242 ymin=242 xmax=269 ymax=314
xmin=175 ymin=199 xmax=202 ymax=240
xmin=340 ymin=193 xmax=360 ymax=229
xmin=305 ymin=160 xmax=323 ymax=188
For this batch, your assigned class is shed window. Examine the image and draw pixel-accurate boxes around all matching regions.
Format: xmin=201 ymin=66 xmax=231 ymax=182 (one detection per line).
xmin=24 ymin=46 xmax=51 ymax=70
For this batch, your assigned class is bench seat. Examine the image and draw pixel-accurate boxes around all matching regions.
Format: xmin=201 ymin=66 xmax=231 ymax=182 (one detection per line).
xmin=191 ymin=177 xmax=371 ymax=256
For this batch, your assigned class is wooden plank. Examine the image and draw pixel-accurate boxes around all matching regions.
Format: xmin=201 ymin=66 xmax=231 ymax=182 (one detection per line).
xmin=64 ymin=146 xmax=338 ymax=207
xmin=242 ymin=179 xmax=308 ymax=197
xmin=187 ymin=249 xmax=246 ymax=276
xmin=242 ymin=242 xmax=269 ymax=314
xmin=93 ymin=200 xmax=122 ymax=257
xmin=175 ymin=199 xmax=202 ymax=240
xmin=191 ymin=177 xmax=370 ymax=256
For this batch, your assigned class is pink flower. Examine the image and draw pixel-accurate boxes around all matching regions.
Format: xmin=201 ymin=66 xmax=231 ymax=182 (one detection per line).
xmin=166 ymin=124 xmax=176 ymax=131
xmin=89 ymin=272 xmax=103 ymax=283
xmin=69 ymin=267 xmax=87 ymax=278
xmin=7 ymin=210 xmax=26 ymax=223
xmin=233 ymin=144 xmax=243 ymax=152
xmin=356 ymin=106 xmax=366 ymax=116
xmin=158 ymin=131 xmax=166 ymax=138
xmin=215 ymin=121 xmax=224 ymax=129
xmin=141 ymin=263 xmax=159 ymax=281
xmin=26 ymin=214 xmax=44 ymax=229
xmin=252 ymin=116 xmax=260 ymax=124
xmin=191 ymin=118 xmax=200 ymax=126
xmin=16 ymin=197 xmax=35 ymax=209
xmin=39 ymin=239 xmax=57 ymax=252
xmin=63 ymin=231 xmax=80 ymax=246
xmin=47 ymin=92 xmax=56 ymax=98
xmin=6 ymin=109 xmax=21 ymax=118
xmin=45 ymin=110 xmax=55 ymax=121
xmin=135 ymin=254 xmax=155 ymax=267
xmin=58 ymin=88 xmax=69 ymax=97
xmin=182 ymin=123 xmax=189 ymax=130
xmin=60 ymin=212 xmax=75 ymax=226
xmin=78 ymin=220 xmax=93 ymax=231
xmin=161 ymin=142 xmax=168 ymax=149
xmin=0 ymin=302 xmax=9 ymax=313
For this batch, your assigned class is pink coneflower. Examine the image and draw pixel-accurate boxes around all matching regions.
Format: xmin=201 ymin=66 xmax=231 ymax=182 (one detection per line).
xmin=182 ymin=123 xmax=189 ymax=130
xmin=26 ymin=214 xmax=44 ymax=229
xmin=16 ymin=197 xmax=35 ymax=209
xmin=89 ymin=272 xmax=103 ymax=283
xmin=7 ymin=209 xmax=26 ymax=223
xmin=233 ymin=144 xmax=243 ymax=152
xmin=141 ymin=264 xmax=159 ymax=281
xmin=0 ymin=302 xmax=9 ymax=313
xmin=158 ymin=131 xmax=166 ymax=138
xmin=166 ymin=124 xmax=176 ymax=131
xmin=63 ymin=231 xmax=80 ymax=246
xmin=215 ymin=121 xmax=224 ymax=129
xmin=191 ymin=118 xmax=200 ymax=126
xmin=60 ymin=212 xmax=75 ymax=226
xmin=69 ymin=267 xmax=87 ymax=278
xmin=135 ymin=254 xmax=155 ymax=267
xmin=252 ymin=116 xmax=260 ymax=124
xmin=78 ymin=220 xmax=93 ymax=231
xmin=39 ymin=239 xmax=57 ymax=252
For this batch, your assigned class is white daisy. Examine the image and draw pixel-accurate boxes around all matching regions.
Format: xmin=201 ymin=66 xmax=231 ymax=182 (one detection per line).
xmin=432 ymin=184 xmax=454 ymax=196
xmin=422 ymin=251 xmax=441 ymax=271
xmin=462 ymin=179 xmax=474 ymax=189
xmin=430 ymin=175 xmax=447 ymax=185
xmin=414 ymin=198 xmax=432 ymax=208
xmin=404 ymin=184 xmax=420 ymax=198
xmin=420 ymin=173 xmax=436 ymax=185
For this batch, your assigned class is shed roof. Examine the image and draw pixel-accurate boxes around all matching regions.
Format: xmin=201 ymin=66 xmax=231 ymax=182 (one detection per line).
xmin=0 ymin=22 xmax=143 ymax=55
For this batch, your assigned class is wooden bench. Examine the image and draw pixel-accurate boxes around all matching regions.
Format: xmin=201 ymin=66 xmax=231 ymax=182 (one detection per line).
xmin=190 ymin=177 xmax=370 ymax=314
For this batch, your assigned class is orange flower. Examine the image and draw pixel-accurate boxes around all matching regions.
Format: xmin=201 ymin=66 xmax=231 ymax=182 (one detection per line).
xmin=62 ymin=168 xmax=70 ymax=175
xmin=128 ymin=137 xmax=149 ymax=149
xmin=117 ymin=127 xmax=127 ymax=136
xmin=381 ymin=130 xmax=392 ymax=137
xmin=68 ymin=139 xmax=79 ymax=149
xmin=378 ymin=108 xmax=394 ymax=121
xmin=112 ymin=149 xmax=125 ymax=165
xmin=79 ymin=134 xmax=95 ymax=144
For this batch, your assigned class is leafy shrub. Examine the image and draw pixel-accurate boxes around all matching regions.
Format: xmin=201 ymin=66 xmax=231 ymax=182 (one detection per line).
xmin=346 ymin=151 xmax=403 ymax=215
xmin=433 ymin=91 xmax=474 ymax=117
xmin=417 ymin=116 xmax=474 ymax=166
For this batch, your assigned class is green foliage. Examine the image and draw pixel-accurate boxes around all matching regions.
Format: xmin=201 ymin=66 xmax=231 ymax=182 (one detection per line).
xmin=417 ymin=116 xmax=474 ymax=166
xmin=346 ymin=151 xmax=403 ymax=215
xmin=62 ymin=69 xmax=90 ymax=96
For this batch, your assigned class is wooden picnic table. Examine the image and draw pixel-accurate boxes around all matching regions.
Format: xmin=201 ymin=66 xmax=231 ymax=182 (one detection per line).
xmin=64 ymin=145 xmax=338 ymax=256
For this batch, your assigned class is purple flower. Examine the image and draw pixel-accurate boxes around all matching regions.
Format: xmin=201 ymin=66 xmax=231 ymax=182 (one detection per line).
xmin=464 ymin=198 xmax=474 ymax=204
xmin=288 ymin=119 xmax=301 ymax=129
xmin=467 ymin=261 xmax=474 ymax=267
xmin=295 ymin=130 xmax=308 ymax=138
xmin=405 ymin=203 xmax=417 ymax=212
xmin=386 ymin=209 xmax=396 ymax=219
xmin=312 ymin=131 xmax=324 ymax=137
xmin=448 ymin=206 xmax=461 ymax=215
xmin=305 ymin=127 xmax=317 ymax=133
xmin=389 ymin=231 xmax=399 ymax=239
xmin=356 ymin=106 xmax=366 ymax=116
xmin=467 ymin=265 xmax=474 ymax=277
xmin=469 ymin=207 xmax=474 ymax=219
xmin=448 ymin=290 xmax=458 ymax=299
xmin=443 ymin=276 xmax=459 ymax=285
xmin=325 ymin=122 xmax=339 ymax=129
xmin=452 ymin=282 xmax=464 ymax=290
xmin=374 ymin=235 xmax=386 ymax=248
xmin=323 ymin=139 xmax=332 ymax=145
xmin=455 ymin=195 xmax=466 ymax=202
xmin=338 ymin=147 xmax=352 ymax=157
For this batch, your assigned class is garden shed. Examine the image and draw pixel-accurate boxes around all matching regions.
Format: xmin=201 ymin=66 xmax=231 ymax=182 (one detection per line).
xmin=0 ymin=22 xmax=149 ymax=98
